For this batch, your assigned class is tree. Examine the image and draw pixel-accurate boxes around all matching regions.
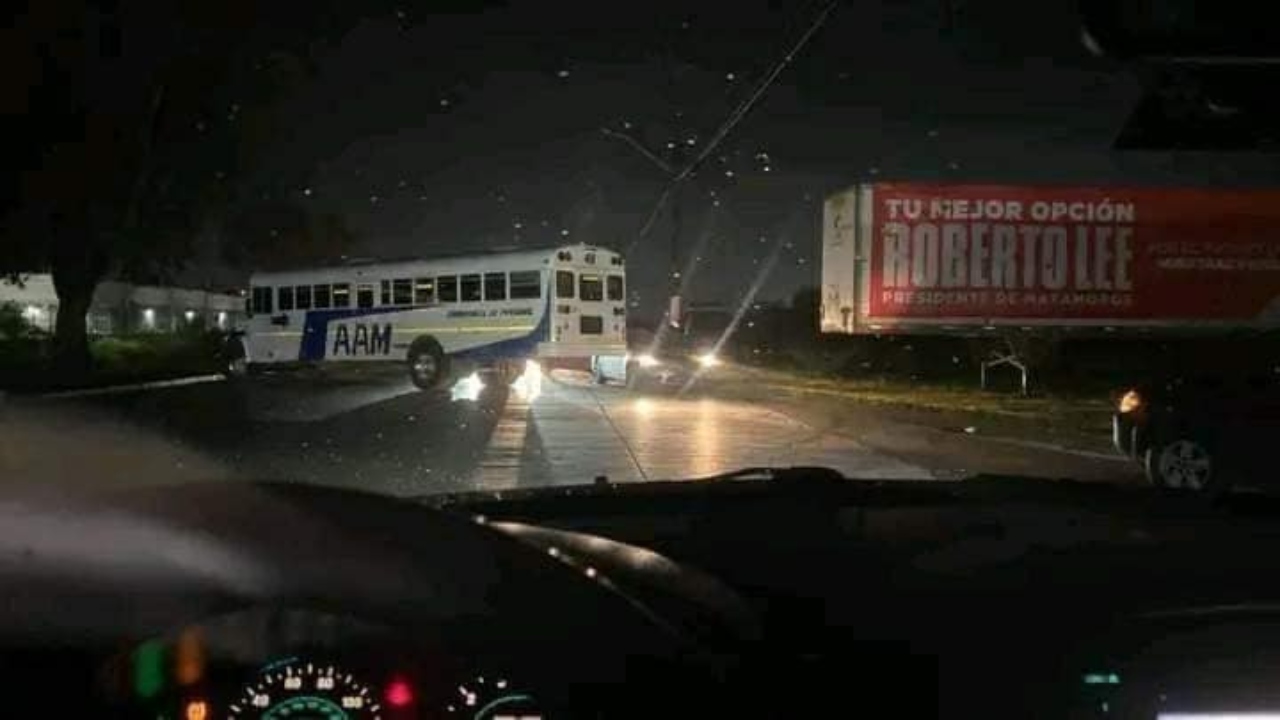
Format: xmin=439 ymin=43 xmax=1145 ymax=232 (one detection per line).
xmin=221 ymin=201 xmax=358 ymax=271
xmin=0 ymin=1 xmax=312 ymax=373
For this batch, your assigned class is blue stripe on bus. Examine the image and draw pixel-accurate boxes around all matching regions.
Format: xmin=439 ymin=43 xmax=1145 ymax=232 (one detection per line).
xmin=298 ymin=306 xmax=414 ymax=361
xmin=296 ymin=298 xmax=551 ymax=362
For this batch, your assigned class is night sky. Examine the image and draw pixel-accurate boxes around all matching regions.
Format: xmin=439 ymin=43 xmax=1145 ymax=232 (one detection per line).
xmin=189 ymin=0 xmax=1280 ymax=314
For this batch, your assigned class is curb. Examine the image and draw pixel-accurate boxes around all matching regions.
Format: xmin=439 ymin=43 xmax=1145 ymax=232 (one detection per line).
xmin=35 ymin=374 xmax=226 ymax=400
xmin=960 ymin=433 xmax=1128 ymax=462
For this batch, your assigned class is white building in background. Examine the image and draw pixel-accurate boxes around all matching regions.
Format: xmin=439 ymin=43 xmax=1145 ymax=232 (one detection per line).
xmin=0 ymin=274 xmax=245 ymax=335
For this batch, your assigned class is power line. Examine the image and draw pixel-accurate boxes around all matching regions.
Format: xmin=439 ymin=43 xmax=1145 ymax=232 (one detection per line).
xmin=628 ymin=0 xmax=840 ymax=252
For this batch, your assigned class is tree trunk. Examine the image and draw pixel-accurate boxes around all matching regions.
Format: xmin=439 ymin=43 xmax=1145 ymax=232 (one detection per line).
xmin=50 ymin=262 xmax=102 ymax=377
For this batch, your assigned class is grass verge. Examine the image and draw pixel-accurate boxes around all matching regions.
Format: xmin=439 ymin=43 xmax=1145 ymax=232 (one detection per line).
xmin=0 ymin=332 xmax=225 ymax=393
xmin=728 ymin=365 xmax=1116 ymax=453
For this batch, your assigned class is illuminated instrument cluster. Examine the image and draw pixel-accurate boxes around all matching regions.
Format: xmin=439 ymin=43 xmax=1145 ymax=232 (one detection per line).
xmin=102 ymin=609 xmax=548 ymax=719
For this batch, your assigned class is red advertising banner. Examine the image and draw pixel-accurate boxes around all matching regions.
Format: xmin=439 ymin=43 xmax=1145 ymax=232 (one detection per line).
xmin=866 ymin=183 xmax=1280 ymax=325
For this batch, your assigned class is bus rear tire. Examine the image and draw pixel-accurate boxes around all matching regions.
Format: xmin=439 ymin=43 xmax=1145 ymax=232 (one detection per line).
xmin=407 ymin=337 xmax=448 ymax=390
xmin=498 ymin=360 xmax=523 ymax=385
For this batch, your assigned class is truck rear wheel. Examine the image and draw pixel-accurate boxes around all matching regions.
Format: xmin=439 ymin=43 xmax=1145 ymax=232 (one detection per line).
xmin=407 ymin=337 xmax=448 ymax=390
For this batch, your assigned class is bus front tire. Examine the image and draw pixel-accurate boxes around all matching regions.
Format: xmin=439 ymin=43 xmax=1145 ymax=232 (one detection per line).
xmin=407 ymin=337 xmax=448 ymax=390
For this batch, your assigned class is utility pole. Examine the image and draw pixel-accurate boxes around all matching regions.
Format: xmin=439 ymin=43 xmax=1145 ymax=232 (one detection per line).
xmin=668 ymin=181 xmax=683 ymax=327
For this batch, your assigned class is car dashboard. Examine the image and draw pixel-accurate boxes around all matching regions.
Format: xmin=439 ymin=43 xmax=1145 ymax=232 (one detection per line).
xmin=8 ymin=478 xmax=1280 ymax=718
xmin=5 ymin=604 xmax=590 ymax=719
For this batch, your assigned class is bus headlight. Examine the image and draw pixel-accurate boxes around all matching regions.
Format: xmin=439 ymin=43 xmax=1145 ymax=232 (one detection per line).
xmin=635 ymin=354 xmax=658 ymax=368
xmin=696 ymin=353 xmax=720 ymax=369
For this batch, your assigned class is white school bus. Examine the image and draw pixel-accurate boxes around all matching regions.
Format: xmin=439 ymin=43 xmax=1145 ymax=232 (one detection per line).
xmin=227 ymin=244 xmax=627 ymax=390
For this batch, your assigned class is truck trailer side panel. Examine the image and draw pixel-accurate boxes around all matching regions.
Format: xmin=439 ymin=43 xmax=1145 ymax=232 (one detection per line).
xmin=822 ymin=182 xmax=1280 ymax=334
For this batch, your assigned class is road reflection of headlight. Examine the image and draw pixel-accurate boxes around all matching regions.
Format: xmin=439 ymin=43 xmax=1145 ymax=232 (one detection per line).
xmin=696 ymin=353 xmax=720 ymax=368
xmin=512 ymin=359 xmax=542 ymax=402
xmin=636 ymin=353 xmax=658 ymax=368
xmin=450 ymin=372 xmax=485 ymax=402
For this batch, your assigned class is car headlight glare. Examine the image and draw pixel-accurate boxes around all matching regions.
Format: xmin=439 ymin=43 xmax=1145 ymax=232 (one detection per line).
xmin=1118 ymin=389 xmax=1142 ymax=414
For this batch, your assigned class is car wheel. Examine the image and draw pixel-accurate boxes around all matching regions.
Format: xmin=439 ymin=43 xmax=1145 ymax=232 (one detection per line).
xmin=407 ymin=337 xmax=448 ymax=390
xmin=223 ymin=338 xmax=249 ymax=378
xmin=591 ymin=362 xmax=608 ymax=385
xmin=1144 ymin=436 xmax=1224 ymax=493
xmin=624 ymin=361 xmax=647 ymax=391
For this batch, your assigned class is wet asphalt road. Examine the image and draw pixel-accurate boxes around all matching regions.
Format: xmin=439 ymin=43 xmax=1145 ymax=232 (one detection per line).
xmin=3 ymin=363 xmax=1145 ymax=496
xmin=2 ymin=366 xmax=931 ymax=497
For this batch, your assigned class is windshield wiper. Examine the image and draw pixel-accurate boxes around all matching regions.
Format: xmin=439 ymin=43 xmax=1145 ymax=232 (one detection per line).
xmin=692 ymin=466 xmax=848 ymax=483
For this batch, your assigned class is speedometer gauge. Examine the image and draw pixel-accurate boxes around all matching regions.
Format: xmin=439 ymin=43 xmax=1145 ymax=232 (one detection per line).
xmin=229 ymin=661 xmax=382 ymax=719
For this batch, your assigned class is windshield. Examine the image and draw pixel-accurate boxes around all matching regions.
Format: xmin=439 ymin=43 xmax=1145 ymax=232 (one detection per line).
xmin=3 ymin=0 xmax=1278 ymax=500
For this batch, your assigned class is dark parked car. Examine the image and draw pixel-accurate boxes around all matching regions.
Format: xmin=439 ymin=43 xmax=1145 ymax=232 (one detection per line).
xmin=1114 ymin=368 xmax=1280 ymax=494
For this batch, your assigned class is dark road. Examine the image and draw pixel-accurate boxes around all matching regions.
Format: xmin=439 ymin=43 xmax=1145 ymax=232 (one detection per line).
xmin=1 ymin=366 xmax=1141 ymax=496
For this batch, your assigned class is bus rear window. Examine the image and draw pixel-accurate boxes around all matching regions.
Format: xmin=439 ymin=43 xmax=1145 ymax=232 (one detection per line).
xmin=579 ymin=274 xmax=603 ymax=301
xmin=461 ymin=274 xmax=482 ymax=302
xmin=393 ymin=278 xmax=413 ymax=305
xmin=313 ymin=284 xmax=331 ymax=309
xmin=556 ymin=271 xmax=574 ymax=299
xmin=607 ymin=274 xmax=624 ymax=301
xmin=439 ymin=276 xmax=458 ymax=302
xmin=484 ymin=272 xmax=506 ymax=301
xmin=332 ymin=283 xmax=351 ymax=308
xmin=278 ymin=287 xmax=294 ymax=311
xmin=510 ymin=271 xmax=541 ymax=299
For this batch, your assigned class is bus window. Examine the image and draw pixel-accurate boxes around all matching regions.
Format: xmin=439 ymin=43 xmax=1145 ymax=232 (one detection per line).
xmin=314 ymin=284 xmax=331 ymax=309
xmin=484 ymin=272 xmax=506 ymax=301
xmin=333 ymin=283 xmax=351 ymax=308
xmin=607 ymin=274 xmax=624 ymax=301
xmin=380 ymin=280 xmax=391 ymax=306
xmin=356 ymin=284 xmax=374 ymax=308
xmin=439 ymin=276 xmax=458 ymax=302
xmin=414 ymin=278 xmax=435 ymax=304
xmin=278 ymin=287 xmax=295 ymax=311
xmin=296 ymin=285 xmax=312 ymax=310
xmin=461 ymin=274 xmax=482 ymax=302
xmin=393 ymin=278 xmax=413 ymax=305
xmin=510 ymin=270 xmax=541 ymax=299
xmin=556 ymin=270 xmax=574 ymax=299
xmin=251 ymin=287 xmax=273 ymax=314
xmin=580 ymin=274 xmax=603 ymax=301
